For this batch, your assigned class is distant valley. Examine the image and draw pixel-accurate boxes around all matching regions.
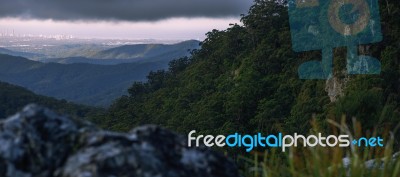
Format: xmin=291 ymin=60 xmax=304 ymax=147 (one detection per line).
xmin=1 ymin=39 xmax=200 ymax=65
xmin=0 ymin=40 xmax=200 ymax=106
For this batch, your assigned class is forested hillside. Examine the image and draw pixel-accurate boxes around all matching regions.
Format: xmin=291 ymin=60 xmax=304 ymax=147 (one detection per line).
xmin=0 ymin=82 xmax=98 ymax=118
xmin=93 ymin=0 xmax=399 ymax=145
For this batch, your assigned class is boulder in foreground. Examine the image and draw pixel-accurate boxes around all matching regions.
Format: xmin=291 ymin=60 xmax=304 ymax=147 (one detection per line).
xmin=0 ymin=104 xmax=238 ymax=177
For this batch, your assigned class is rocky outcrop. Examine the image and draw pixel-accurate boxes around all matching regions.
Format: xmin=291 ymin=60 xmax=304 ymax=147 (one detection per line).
xmin=325 ymin=75 xmax=349 ymax=102
xmin=0 ymin=104 xmax=239 ymax=177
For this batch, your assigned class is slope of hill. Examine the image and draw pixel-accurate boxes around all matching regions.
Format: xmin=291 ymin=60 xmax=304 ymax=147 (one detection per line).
xmin=89 ymin=40 xmax=200 ymax=60
xmin=95 ymin=0 xmax=400 ymax=142
xmin=0 ymin=48 xmax=44 ymax=59
xmin=0 ymin=81 xmax=97 ymax=118
xmin=0 ymin=54 xmax=170 ymax=106
xmin=40 ymin=40 xmax=200 ymax=65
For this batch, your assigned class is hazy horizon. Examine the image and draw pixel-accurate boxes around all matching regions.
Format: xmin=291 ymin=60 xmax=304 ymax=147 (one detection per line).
xmin=0 ymin=0 xmax=252 ymax=41
xmin=0 ymin=17 xmax=243 ymax=41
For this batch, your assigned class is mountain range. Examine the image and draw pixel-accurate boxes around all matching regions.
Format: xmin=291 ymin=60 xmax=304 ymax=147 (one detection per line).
xmin=39 ymin=40 xmax=200 ymax=65
xmin=0 ymin=40 xmax=200 ymax=106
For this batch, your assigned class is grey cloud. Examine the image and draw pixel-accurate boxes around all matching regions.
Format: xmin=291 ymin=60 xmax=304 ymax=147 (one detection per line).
xmin=0 ymin=0 xmax=253 ymax=21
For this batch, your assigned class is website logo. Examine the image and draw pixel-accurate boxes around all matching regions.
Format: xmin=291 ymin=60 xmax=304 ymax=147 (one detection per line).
xmin=288 ymin=0 xmax=382 ymax=79
xmin=188 ymin=131 xmax=384 ymax=152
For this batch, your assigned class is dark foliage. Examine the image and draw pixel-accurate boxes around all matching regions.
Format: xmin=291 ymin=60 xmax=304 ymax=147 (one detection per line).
xmin=93 ymin=0 xmax=399 ymax=148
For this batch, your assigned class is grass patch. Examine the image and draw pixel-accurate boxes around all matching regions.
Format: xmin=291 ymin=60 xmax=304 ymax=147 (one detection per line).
xmin=237 ymin=118 xmax=400 ymax=177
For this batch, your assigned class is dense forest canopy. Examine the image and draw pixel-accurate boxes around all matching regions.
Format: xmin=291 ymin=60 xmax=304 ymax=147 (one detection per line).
xmin=90 ymin=0 xmax=399 ymax=149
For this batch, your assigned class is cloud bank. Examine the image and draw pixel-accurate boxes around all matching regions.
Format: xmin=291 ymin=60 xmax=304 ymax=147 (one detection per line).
xmin=0 ymin=0 xmax=253 ymax=21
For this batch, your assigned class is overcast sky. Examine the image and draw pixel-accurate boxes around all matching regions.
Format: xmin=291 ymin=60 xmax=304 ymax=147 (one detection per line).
xmin=0 ymin=0 xmax=253 ymax=40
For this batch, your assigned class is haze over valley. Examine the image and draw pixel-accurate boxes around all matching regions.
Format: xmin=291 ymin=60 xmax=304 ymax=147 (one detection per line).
xmin=0 ymin=36 xmax=200 ymax=106
xmin=0 ymin=0 xmax=248 ymax=108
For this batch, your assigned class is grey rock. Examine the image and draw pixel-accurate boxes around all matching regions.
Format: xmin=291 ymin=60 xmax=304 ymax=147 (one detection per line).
xmin=325 ymin=74 xmax=349 ymax=102
xmin=342 ymin=152 xmax=400 ymax=170
xmin=0 ymin=104 xmax=238 ymax=177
